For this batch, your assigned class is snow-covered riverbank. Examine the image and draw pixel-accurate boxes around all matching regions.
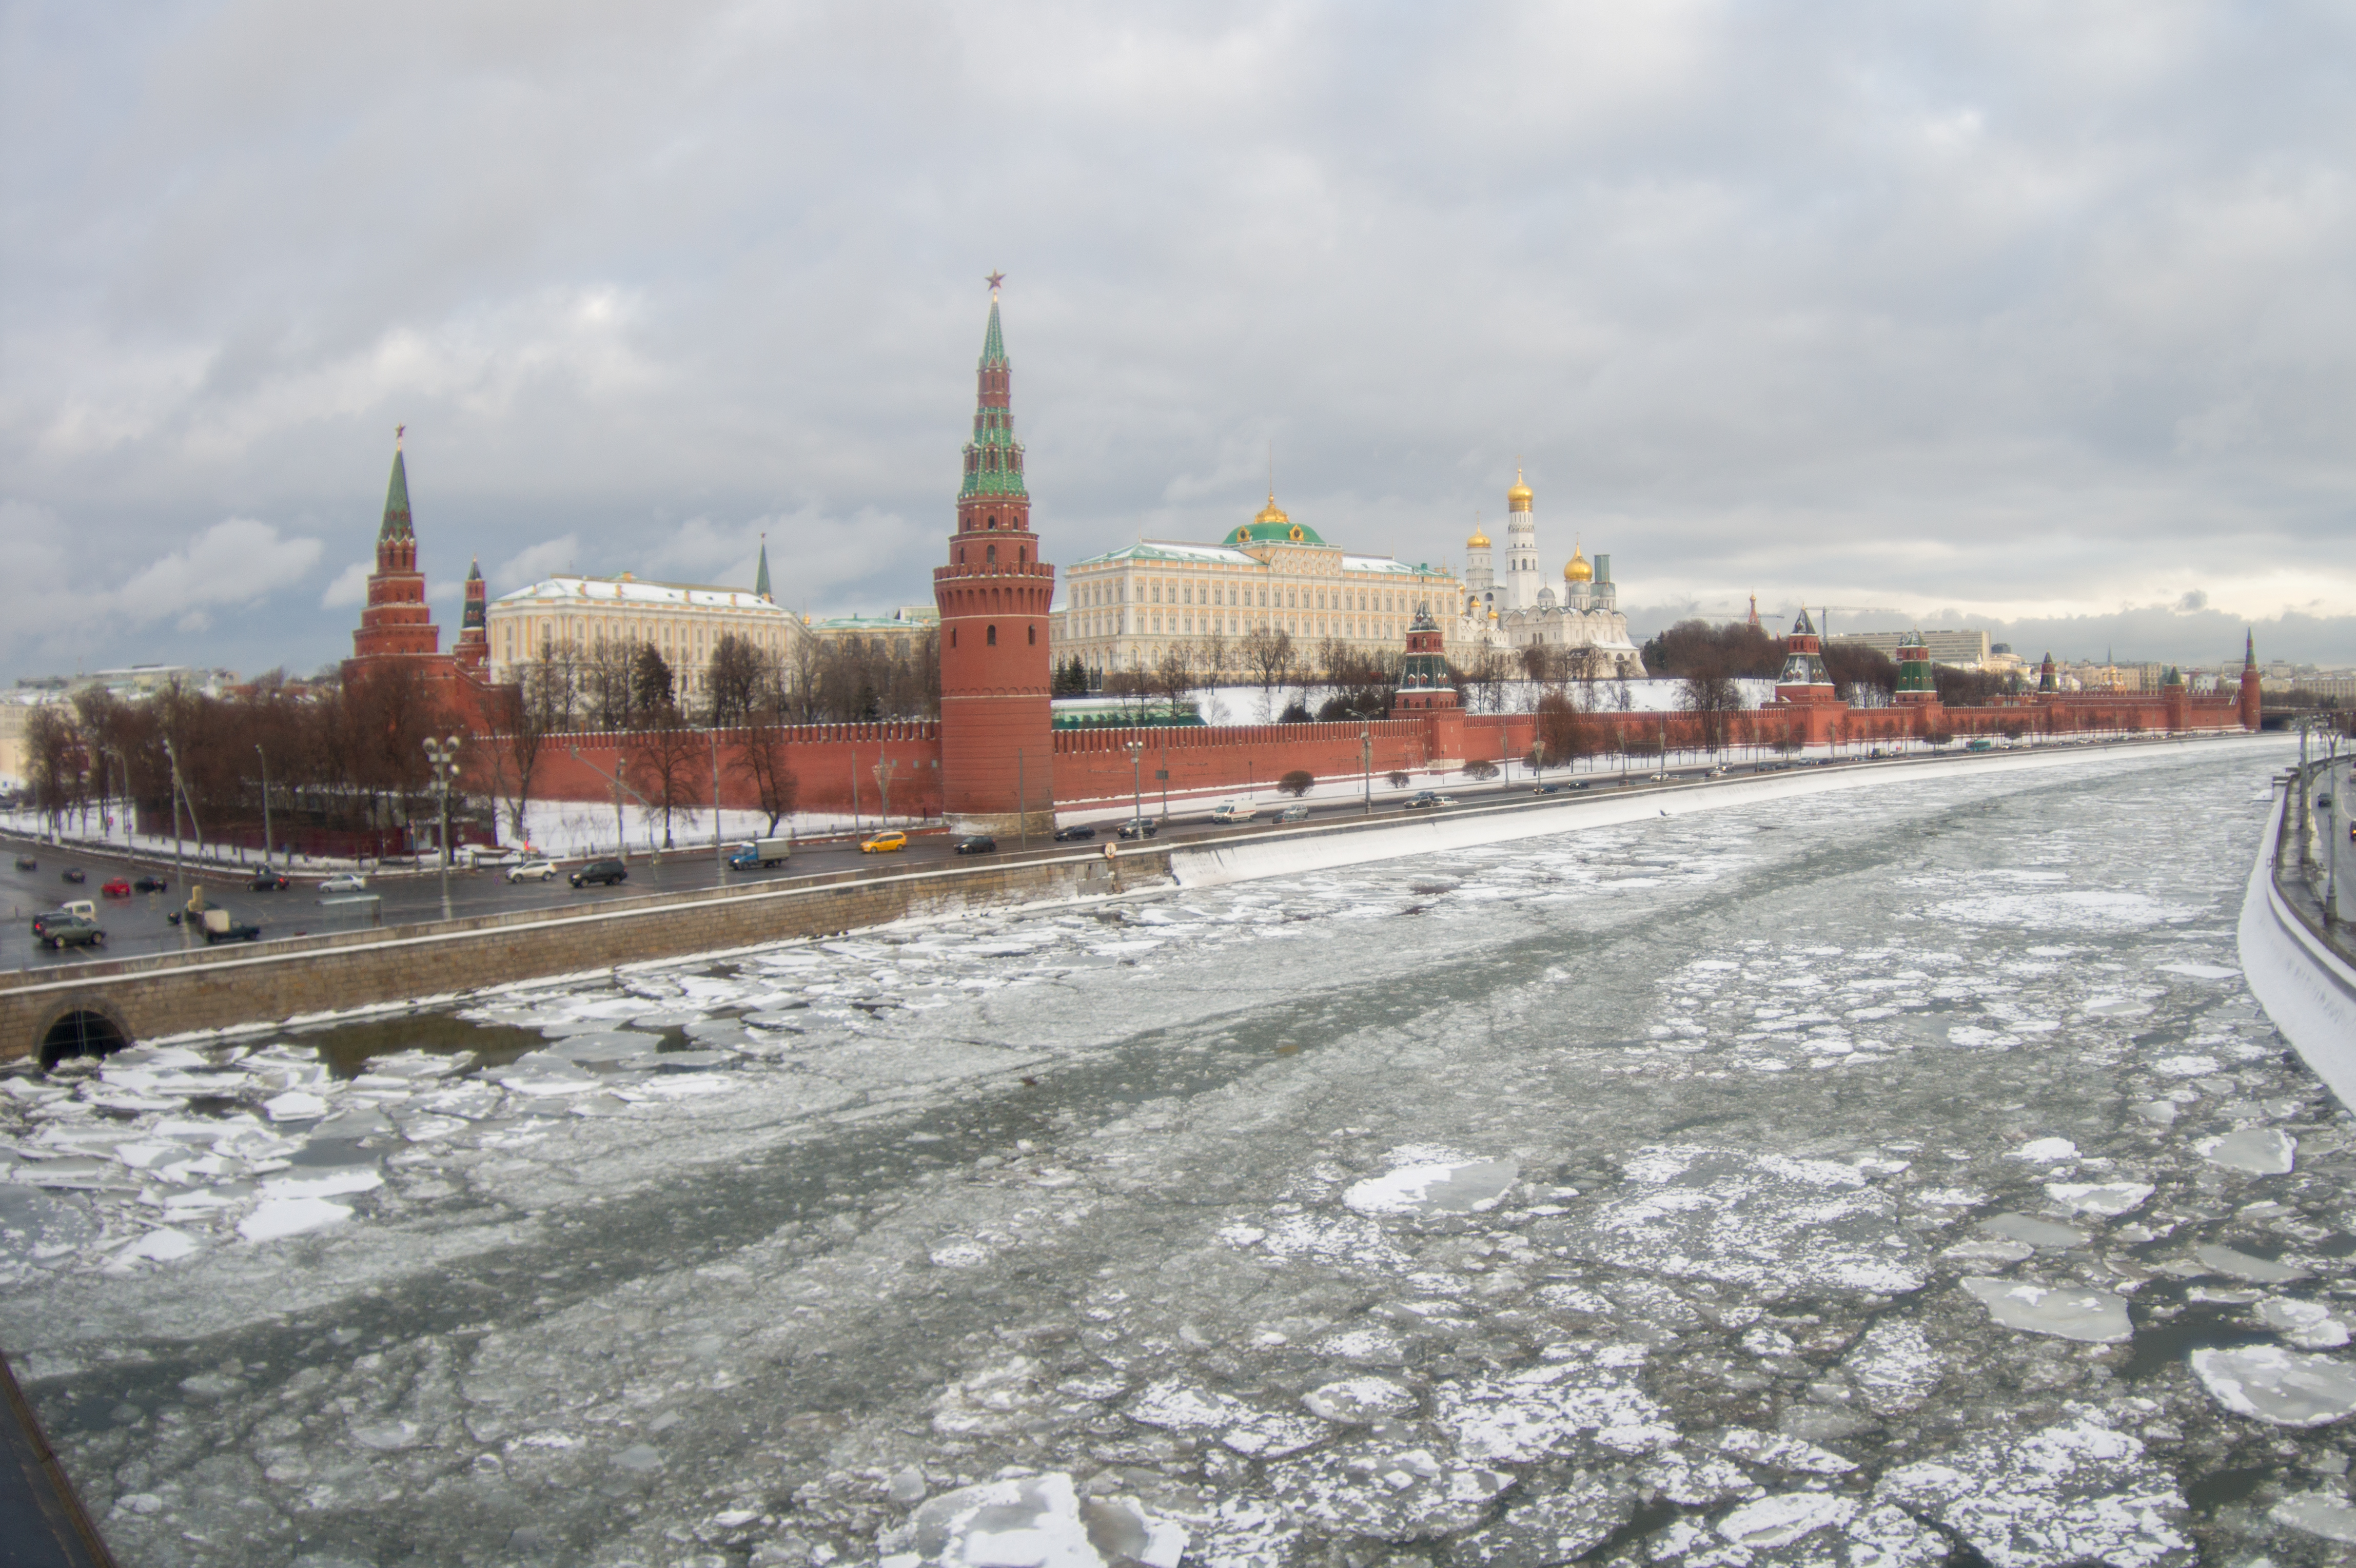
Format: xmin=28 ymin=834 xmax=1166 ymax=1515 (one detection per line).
xmin=13 ymin=733 xmax=2356 ymax=1566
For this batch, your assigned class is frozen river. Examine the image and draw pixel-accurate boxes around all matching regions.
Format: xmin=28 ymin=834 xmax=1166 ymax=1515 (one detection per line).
xmin=7 ymin=735 xmax=2354 ymax=1567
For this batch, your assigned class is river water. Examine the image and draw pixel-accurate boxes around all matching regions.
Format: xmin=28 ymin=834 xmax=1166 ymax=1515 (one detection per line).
xmin=7 ymin=735 xmax=2354 ymax=1567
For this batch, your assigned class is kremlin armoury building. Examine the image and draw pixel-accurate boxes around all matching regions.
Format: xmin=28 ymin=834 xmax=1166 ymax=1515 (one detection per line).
xmin=343 ymin=288 xmax=2263 ymax=831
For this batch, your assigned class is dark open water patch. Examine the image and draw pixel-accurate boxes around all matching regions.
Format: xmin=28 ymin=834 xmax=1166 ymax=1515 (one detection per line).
xmin=285 ymin=1012 xmax=548 ymax=1076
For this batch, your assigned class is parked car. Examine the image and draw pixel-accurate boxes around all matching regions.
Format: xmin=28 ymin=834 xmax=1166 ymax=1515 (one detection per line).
xmin=1115 ymin=818 xmax=1159 ymax=840
xmin=12 ymin=855 xmax=34 ymax=871
xmin=38 ymin=914 xmax=106 ymax=951
xmin=250 ymin=871 xmax=291 ymax=891
xmin=1277 ymin=803 xmax=1310 ymax=823
xmin=1051 ymin=824 xmax=1096 ymax=842
xmin=570 ymin=858 xmax=629 ymax=888
xmin=319 ymin=873 xmax=367 ymax=894
xmin=133 ymin=873 xmax=169 ymax=893
xmin=860 ymin=831 xmax=909 ymax=854
xmin=954 ymin=834 xmax=997 ymax=855
xmin=1404 ymin=792 xmax=1440 ymax=810
xmin=1208 ymin=800 xmax=1258 ymax=824
xmin=506 ymin=859 xmax=560 ymax=883
xmin=101 ymin=877 xmax=133 ymax=898
xmin=60 ymin=868 xmax=86 ymax=885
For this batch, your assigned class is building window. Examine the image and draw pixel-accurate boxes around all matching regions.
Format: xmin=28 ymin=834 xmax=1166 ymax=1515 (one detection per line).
xmin=987 ymin=543 xmax=997 ymax=564
xmin=987 ymin=624 xmax=997 ymax=646
xmin=1027 ymin=624 xmax=1036 ymax=645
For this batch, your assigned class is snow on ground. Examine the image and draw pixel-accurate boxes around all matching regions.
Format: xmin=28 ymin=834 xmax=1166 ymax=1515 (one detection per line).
xmin=10 ymin=735 xmax=2356 ymax=1566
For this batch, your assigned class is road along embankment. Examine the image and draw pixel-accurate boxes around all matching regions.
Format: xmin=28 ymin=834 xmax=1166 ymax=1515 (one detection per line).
xmin=0 ymin=848 xmax=1153 ymax=1064
xmin=1169 ymin=737 xmax=2275 ymax=889
xmin=2239 ymin=775 xmax=2356 ymax=1111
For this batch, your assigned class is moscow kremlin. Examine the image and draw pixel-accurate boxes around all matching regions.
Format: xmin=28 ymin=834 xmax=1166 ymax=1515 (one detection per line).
xmin=331 ymin=280 xmax=2264 ymax=832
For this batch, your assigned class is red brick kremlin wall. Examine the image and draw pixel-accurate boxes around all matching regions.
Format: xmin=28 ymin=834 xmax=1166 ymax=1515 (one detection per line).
xmin=508 ymin=690 xmax=2245 ymax=824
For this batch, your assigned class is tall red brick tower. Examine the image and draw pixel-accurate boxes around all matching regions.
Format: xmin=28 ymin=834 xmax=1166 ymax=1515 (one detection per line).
xmin=2240 ymin=630 xmax=2263 ymax=730
xmin=934 ymin=278 xmax=1055 ymax=833
xmin=351 ymin=432 xmax=440 ymax=660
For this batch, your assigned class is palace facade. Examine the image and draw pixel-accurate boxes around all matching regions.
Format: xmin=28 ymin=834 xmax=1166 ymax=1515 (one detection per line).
xmin=1053 ymin=494 xmax=1463 ymax=684
xmin=484 ymin=542 xmax=804 ymax=705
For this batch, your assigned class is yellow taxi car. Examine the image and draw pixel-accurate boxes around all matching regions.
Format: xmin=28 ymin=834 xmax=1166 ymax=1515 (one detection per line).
xmin=860 ymin=830 xmax=909 ymax=854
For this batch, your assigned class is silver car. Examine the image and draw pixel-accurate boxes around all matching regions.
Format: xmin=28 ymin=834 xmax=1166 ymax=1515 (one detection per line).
xmin=506 ymin=859 xmax=560 ymax=883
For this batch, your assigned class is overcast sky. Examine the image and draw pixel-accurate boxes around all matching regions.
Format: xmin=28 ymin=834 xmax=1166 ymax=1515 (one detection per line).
xmin=5 ymin=1 xmax=2353 ymax=681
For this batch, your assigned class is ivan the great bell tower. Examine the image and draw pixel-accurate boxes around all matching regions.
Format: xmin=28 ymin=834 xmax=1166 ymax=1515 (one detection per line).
xmin=933 ymin=277 xmax=1055 ymax=834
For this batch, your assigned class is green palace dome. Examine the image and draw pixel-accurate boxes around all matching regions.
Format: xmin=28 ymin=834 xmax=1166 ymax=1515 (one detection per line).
xmin=1228 ymin=491 xmax=1326 ymax=546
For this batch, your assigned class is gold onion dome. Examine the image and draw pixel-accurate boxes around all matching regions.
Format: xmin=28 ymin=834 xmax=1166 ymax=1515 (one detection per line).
xmin=1253 ymin=491 xmax=1289 ymax=527
xmin=1467 ymin=522 xmax=1491 ymax=548
xmin=1507 ymin=467 xmax=1534 ymax=511
xmin=1564 ymin=545 xmax=1593 ymax=583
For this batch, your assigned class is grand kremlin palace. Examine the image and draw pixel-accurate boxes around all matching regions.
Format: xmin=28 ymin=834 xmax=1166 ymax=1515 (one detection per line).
xmin=485 ymin=554 xmax=804 ymax=705
xmin=1051 ymin=492 xmax=1464 ymax=683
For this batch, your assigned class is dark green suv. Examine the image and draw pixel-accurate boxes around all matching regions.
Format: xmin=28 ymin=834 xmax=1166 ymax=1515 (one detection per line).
xmin=38 ymin=915 xmax=106 ymax=951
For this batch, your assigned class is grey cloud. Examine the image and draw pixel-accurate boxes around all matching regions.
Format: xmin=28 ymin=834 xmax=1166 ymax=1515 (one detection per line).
xmin=3 ymin=1 xmax=2352 ymax=680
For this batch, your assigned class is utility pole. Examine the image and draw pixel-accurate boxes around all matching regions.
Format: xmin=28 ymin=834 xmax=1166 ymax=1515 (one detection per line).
xmin=1126 ymin=739 xmax=1144 ymax=828
xmin=255 ymin=744 xmax=272 ymax=872
xmin=1361 ymin=726 xmax=1371 ymax=815
xmin=712 ymin=729 xmax=723 ymax=877
xmin=422 ymin=734 xmax=463 ymax=922
xmin=162 ymin=736 xmax=186 ymax=892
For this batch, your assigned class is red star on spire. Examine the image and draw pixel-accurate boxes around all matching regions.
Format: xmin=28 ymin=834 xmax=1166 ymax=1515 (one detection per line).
xmin=985 ymin=270 xmax=1006 ymax=293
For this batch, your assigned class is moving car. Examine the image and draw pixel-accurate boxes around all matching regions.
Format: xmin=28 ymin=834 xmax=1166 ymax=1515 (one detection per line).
xmin=1532 ymin=783 xmax=1567 ymax=795
xmin=1051 ymin=824 xmax=1096 ymax=842
xmin=37 ymin=914 xmax=105 ymax=951
xmin=465 ymin=847 xmax=525 ymax=869
xmin=60 ymin=868 xmax=87 ymax=885
xmin=30 ymin=902 xmax=99 ymax=939
xmin=319 ymin=873 xmax=367 ymax=894
xmin=12 ymin=855 xmax=33 ymax=871
xmin=1208 ymin=801 xmax=1258 ymax=824
xmin=1404 ymin=792 xmax=1440 ymax=810
xmin=133 ymin=873 xmax=169 ymax=893
xmin=250 ymin=871 xmax=291 ymax=891
xmin=101 ymin=877 xmax=133 ymax=898
xmin=506 ymin=859 xmax=560 ymax=883
xmin=860 ymin=831 xmax=909 ymax=854
xmin=953 ymin=834 xmax=997 ymax=855
xmin=199 ymin=908 xmax=261 ymax=944
xmin=1115 ymin=818 xmax=1158 ymax=840
xmin=1277 ymin=804 xmax=1310 ymax=824
xmin=570 ymin=858 xmax=629 ymax=888
xmin=726 ymin=836 xmax=793 ymax=870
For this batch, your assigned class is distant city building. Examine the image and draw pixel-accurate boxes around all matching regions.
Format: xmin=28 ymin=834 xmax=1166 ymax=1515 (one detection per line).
xmin=1453 ymin=471 xmax=1645 ymax=675
xmin=1827 ymin=628 xmax=1992 ymax=669
xmin=486 ymin=539 xmax=803 ymax=704
xmin=1055 ymin=492 xmax=1460 ymax=684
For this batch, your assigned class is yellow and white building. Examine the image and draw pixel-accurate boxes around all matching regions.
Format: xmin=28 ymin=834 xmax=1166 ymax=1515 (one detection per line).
xmin=1053 ymin=492 xmax=1463 ymax=682
xmin=486 ymin=570 xmax=803 ymax=702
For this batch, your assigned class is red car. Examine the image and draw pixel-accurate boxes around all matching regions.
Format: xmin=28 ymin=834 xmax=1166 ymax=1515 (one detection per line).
xmin=101 ymin=877 xmax=133 ymax=899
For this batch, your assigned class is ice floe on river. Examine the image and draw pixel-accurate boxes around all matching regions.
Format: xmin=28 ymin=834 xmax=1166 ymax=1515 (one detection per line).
xmin=9 ymin=736 xmax=2356 ymax=1566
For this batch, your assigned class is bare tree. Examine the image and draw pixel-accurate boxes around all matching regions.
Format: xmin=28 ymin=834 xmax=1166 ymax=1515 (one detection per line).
xmin=729 ymin=715 xmax=800 ymax=835
xmin=1198 ymin=628 xmax=1230 ymax=686
xmin=705 ymin=633 xmax=765 ymax=727
xmin=1152 ymin=642 xmax=1198 ymax=716
xmin=626 ymin=709 xmax=702 ymax=849
xmin=1240 ymin=626 xmax=1294 ymax=719
xmin=1678 ymin=672 xmax=1746 ymax=755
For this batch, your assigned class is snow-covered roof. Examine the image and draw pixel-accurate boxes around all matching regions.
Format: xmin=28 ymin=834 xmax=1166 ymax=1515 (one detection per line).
xmin=1067 ymin=542 xmax=1452 ymax=576
xmin=489 ymin=575 xmax=792 ymax=614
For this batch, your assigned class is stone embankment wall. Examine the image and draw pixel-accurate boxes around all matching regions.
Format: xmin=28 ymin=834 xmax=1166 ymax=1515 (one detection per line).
xmin=0 ymin=847 xmax=1160 ymax=1063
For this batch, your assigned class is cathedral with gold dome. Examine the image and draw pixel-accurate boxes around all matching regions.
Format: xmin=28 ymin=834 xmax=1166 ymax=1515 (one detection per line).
xmin=1455 ymin=469 xmax=1645 ymax=674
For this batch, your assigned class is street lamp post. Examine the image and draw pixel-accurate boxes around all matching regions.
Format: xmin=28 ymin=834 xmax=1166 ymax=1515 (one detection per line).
xmin=422 ymin=734 xmax=464 ymax=922
xmin=1361 ymin=726 xmax=1372 ymax=815
xmin=162 ymin=736 xmax=186 ymax=892
xmin=255 ymin=744 xmax=273 ymax=873
xmin=1126 ymin=739 xmax=1144 ymax=829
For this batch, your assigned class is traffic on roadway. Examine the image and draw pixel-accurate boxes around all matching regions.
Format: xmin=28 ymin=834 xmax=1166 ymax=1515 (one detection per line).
xmin=1 ymin=735 xmax=2116 ymax=974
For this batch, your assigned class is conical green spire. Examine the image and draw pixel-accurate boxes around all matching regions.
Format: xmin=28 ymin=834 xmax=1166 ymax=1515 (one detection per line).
xmin=380 ymin=446 xmax=414 ymax=541
xmin=755 ymin=535 xmax=772 ymax=601
xmin=979 ymin=298 xmax=1006 ymax=368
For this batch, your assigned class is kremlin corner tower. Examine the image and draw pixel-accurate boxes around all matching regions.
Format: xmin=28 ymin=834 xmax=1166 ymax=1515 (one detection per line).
xmin=934 ymin=284 xmax=1056 ymax=833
